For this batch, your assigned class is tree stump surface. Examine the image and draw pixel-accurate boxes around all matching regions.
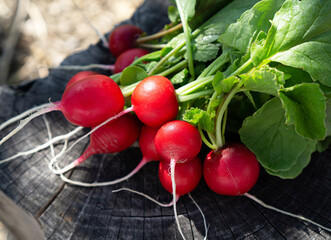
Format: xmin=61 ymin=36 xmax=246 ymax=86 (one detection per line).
xmin=0 ymin=1 xmax=330 ymax=239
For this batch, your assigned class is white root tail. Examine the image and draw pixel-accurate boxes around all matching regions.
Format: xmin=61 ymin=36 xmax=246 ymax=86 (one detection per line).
xmin=188 ymin=193 xmax=209 ymax=240
xmin=57 ymin=158 xmax=148 ymax=187
xmin=112 ymin=187 xmax=177 ymax=208
xmin=0 ymin=126 xmax=83 ymax=165
xmin=170 ymin=159 xmax=186 ymax=240
xmin=0 ymin=103 xmax=52 ymax=131
xmin=244 ymin=193 xmax=331 ymax=233
xmin=0 ymin=102 xmax=58 ymax=145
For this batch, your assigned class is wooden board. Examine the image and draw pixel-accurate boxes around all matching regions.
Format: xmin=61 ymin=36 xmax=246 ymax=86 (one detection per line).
xmin=0 ymin=0 xmax=330 ymax=239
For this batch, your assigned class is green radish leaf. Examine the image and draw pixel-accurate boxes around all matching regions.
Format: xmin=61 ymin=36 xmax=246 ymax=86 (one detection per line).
xmin=279 ymin=83 xmax=326 ymax=140
xmin=219 ymin=0 xmax=284 ymax=54
xmin=240 ymin=66 xmax=285 ymax=96
xmin=183 ymin=107 xmax=214 ymax=132
xmin=120 ymin=66 xmax=148 ymax=86
xmin=170 ymin=68 xmax=188 ymax=84
xmin=270 ymin=32 xmax=331 ymax=86
xmin=219 ymin=76 xmax=239 ymax=94
xmin=324 ymin=98 xmax=331 ymax=137
xmin=252 ymin=0 xmax=331 ymax=85
xmin=195 ymin=0 xmax=260 ymax=43
xmin=175 ymin=0 xmax=196 ymax=21
xmin=132 ymin=51 xmax=161 ymax=65
xmin=161 ymin=47 xmax=173 ymax=57
xmin=212 ymin=71 xmax=240 ymax=94
xmin=239 ymin=97 xmax=313 ymax=172
xmin=265 ymin=140 xmax=316 ymax=179
xmin=168 ymin=5 xmax=179 ymax=23
xmin=272 ymin=64 xmax=312 ymax=87
xmin=192 ymin=43 xmax=220 ymax=62
xmin=191 ymin=0 xmax=260 ymax=62
xmin=212 ymin=71 xmax=224 ymax=94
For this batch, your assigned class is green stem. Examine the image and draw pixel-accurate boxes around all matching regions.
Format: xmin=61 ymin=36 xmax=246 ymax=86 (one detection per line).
xmin=177 ymin=89 xmax=214 ymax=102
xmin=121 ymin=82 xmax=140 ymax=98
xmin=228 ymin=58 xmax=254 ymax=77
xmin=198 ymin=51 xmax=229 ymax=78
xmin=131 ymin=50 xmax=162 ymax=66
xmin=137 ymin=43 xmax=167 ymax=49
xmin=176 ymin=76 xmax=214 ymax=95
xmin=215 ymin=83 xmax=243 ymax=147
xmin=175 ymin=0 xmax=195 ymax=79
xmin=198 ymin=126 xmax=217 ymax=150
xmin=221 ymin=109 xmax=227 ymax=146
xmin=158 ymin=60 xmax=188 ymax=77
xmin=109 ymin=72 xmax=121 ymax=83
xmin=148 ymin=42 xmax=185 ymax=76
xmin=136 ymin=23 xmax=183 ymax=44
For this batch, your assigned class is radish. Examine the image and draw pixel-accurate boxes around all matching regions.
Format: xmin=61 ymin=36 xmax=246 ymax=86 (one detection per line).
xmin=53 ymin=125 xmax=161 ymax=186
xmin=0 ymin=74 xmax=124 ymax=145
xmin=52 ymin=113 xmax=141 ymax=174
xmin=154 ymin=120 xmax=202 ymax=239
xmin=88 ymin=75 xmax=178 ymax=130
xmin=66 ymin=71 xmax=98 ymax=88
xmin=154 ymin=120 xmax=202 ymax=163
xmin=113 ymin=48 xmax=149 ymax=73
xmin=203 ymin=142 xmax=260 ymax=196
xmin=158 ymin=156 xmax=202 ymax=197
xmin=202 ymin=142 xmax=331 ymax=232
xmin=109 ymin=24 xmax=143 ymax=57
xmin=32 ymin=75 xmax=178 ymax=163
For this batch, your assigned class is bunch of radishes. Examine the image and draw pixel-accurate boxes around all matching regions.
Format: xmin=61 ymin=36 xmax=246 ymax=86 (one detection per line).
xmin=1 ymin=0 xmax=331 ymax=238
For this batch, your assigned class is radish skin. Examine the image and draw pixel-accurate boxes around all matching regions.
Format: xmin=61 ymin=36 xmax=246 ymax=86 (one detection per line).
xmin=52 ymin=114 xmax=140 ymax=174
xmin=0 ymin=74 xmax=125 ymax=145
xmin=53 ymin=125 xmax=161 ymax=186
xmin=203 ymin=143 xmax=260 ymax=196
xmin=155 ymin=120 xmax=202 ymax=240
xmin=109 ymin=24 xmax=143 ymax=57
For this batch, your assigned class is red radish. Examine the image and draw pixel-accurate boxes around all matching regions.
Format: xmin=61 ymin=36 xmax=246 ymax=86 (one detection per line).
xmin=95 ymin=75 xmax=178 ymax=129
xmin=137 ymin=125 xmax=162 ymax=163
xmin=0 ymin=74 xmax=124 ymax=145
xmin=113 ymin=48 xmax=149 ymax=73
xmin=59 ymin=74 xmax=124 ymax=127
xmin=53 ymin=113 xmax=141 ymax=174
xmin=54 ymin=125 xmax=162 ymax=186
xmin=159 ymin=156 xmax=202 ymax=196
xmin=131 ymin=76 xmax=179 ymax=127
xmin=109 ymin=24 xmax=143 ymax=57
xmin=202 ymin=143 xmax=331 ymax=233
xmin=203 ymin=142 xmax=260 ymax=196
xmin=154 ymin=120 xmax=202 ymax=163
xmin=66 ymin=71 xmax=98 ymax=88
xmin=154 ymin=120 xmax=202 ymax=239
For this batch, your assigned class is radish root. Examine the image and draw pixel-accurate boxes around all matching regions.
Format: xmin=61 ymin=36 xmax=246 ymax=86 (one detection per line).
xmin=0 ymin=126 xmax=82 ymax=165
xmin=244 ymin=193 xmax=331 ymax=233
xmin=112 ymin=187 xmax=177 ymax=208
xmin=0 ymin=102 xmax=58 ymax=145
xmin=0 ymin=102 xmax=53 ymax=131
xmin=188 ymin=193 xmax=209 ymax=240
xmin=56 ymin=157 xmax=149 ymax=187
xmin=170 ymin=159 xmax=186 ymax=240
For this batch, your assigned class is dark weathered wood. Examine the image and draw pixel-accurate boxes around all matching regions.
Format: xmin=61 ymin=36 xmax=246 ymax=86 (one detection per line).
xmin=0 ymin=0 xmax=331 ymax=239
